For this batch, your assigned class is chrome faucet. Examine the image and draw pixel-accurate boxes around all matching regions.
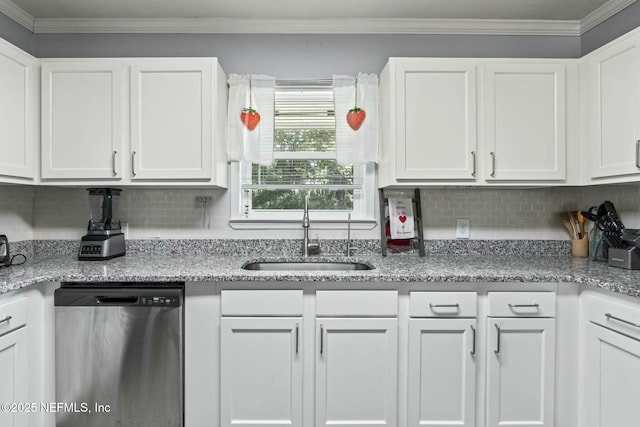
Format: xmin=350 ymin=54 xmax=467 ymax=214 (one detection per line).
xmin=302 ymin=195 xmax=320 ymax=257
xmin=302 ymin=195 xmax=310 ymax=257
xmin=346 ymin=213 xmax=352 ymax=256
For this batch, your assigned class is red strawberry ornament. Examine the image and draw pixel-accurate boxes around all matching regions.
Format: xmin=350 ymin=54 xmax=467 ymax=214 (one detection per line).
xmin=240 ymin=107 xmax=261 ymax=131
xmin=346 ymin=107 xmax=366 ymax=131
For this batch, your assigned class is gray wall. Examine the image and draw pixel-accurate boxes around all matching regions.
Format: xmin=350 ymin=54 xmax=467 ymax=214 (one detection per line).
xmin=2 ymin=6 xmax=639 ymax=72
xmin=0 ymin=12 xmax=33 ymax=53
xmin=32 ymin=33 xmax=580 ymax=77
xmin=582 ymin=1 xmax=640 ymax=55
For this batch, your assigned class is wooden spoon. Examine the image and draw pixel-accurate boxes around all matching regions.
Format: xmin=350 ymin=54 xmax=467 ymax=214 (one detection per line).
xmin=577 ymin=211 xmax=585 ymax=239
xmin=559 ymin=212 xmax=577 ymax=240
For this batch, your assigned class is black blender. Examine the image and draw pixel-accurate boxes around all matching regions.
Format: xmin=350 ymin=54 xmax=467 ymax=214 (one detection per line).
xmin=78 ymin=188 xmax=126 ymax=260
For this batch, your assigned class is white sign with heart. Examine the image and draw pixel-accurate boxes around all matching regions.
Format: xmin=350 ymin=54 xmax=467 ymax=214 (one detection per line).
xmin=388 ymin=197 xmax=415 ymax=239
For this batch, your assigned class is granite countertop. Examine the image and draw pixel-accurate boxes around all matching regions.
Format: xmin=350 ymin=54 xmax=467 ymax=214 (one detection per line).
xmin=2 ymin=252 xmax=640 ymax=298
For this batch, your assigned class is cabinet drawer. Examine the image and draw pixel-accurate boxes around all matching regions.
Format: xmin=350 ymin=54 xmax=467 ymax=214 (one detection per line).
xmin=0 ymin=297 xmax=27 ymax=336
xmin=221 ymin=290 xmax=303 ymax=316
xmin=585 ymin=295 xmax=640 ymax=340
xmin=316 ymin=290 xmax=398 ymax=317
xmin=488 ymin=292 xmax=555 ymax=317
xmin=409 ymin=292 xmax=477 ymax=317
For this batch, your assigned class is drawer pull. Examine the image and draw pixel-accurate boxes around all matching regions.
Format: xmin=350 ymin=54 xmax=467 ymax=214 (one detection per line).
xmin=0 ymin=315 xmax=12 ymax=325
xmin=508 ymin=303 xmax=539 ymax=309
xmin=295 ymin=323 xmax=299 ymax=354
xmin=605 ymin=313 xmax=640 ymax=329
xmin=320 ymin=324 xmax=324 ymax=355
xmin=429 ymin=303 xmax=459 ymax=309
xmin=470 ymin=325 xmax=476 ymax=356
xmin=494 ymin=324 xmax=501 ymax=354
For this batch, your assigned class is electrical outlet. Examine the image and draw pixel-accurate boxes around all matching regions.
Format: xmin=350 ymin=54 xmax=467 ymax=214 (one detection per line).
xmin=456 ymin=218 xmax=470 ymax=239
xmin=194 ymin=196 xmax=212 ymax=208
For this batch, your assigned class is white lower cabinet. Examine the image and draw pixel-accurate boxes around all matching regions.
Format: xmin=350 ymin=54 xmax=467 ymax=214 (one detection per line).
xmin=220 ymin=317 xmax=302 ymax=427
xmin=0 ymin=327 xmax=29 ymax=427
xmin=486 ymin=292 xmax=556 ymax=427
xmin=0 ymin=295 xmax=30 ymax=427
xmin=408 ymin=318 xmax=477 ymax=427
xmin=582 ymin=293 xmax=640 ymax=427
xmin=315 ymin=318 xmax=398 ymax=427
xmin=219 ymin=290 xmax=304 ymax=427
xmin=584 ymin=322 xmax=640 ymax=427
xmin=407 ymin=291 xmax=478 ymax=427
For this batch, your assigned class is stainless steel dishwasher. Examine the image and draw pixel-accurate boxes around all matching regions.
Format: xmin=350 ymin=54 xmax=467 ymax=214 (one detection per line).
xmin=54 ymin=282 xmax=184 ymax=427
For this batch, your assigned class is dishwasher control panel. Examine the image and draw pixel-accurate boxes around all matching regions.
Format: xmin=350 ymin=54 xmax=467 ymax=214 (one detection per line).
xmin=141 ymin=296 xmax=181 ymax=306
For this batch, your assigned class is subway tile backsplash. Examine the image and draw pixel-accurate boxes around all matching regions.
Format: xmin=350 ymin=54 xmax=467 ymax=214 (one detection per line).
xmin=0 ymin=185 xmax=34 ymax=241
xmin=1 ymin=183 xmax=640 ymax=243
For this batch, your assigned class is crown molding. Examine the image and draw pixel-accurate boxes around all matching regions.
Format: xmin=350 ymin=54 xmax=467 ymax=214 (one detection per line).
xmin=581 ymin=0 xmax=638 ymax=33
xmin=0 ymin=0 xmax=33 ymax=31
xmin=32 ymin=17 xmax=582 ymax=36
xmin=0 ymin=0 xmax=635 ymax=36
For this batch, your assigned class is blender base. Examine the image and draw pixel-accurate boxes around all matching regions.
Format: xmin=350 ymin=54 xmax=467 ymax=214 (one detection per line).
xmin=78 ymin=233 xmax=126 ymax=260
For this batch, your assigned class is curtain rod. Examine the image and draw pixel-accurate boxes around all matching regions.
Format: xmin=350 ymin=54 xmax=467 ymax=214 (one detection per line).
xmin=275 ymin=78 xmax=333 ymax=87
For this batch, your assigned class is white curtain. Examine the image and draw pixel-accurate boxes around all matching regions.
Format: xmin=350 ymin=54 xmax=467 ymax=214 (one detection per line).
xmin=227 ymin=74 xmax=276 ymax=166
xmin=333 ymin=73 xmax=379 ymax=166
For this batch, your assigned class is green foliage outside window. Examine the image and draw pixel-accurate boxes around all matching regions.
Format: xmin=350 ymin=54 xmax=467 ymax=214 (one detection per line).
xmin=250 ymin=129 xmax=354 ymax=211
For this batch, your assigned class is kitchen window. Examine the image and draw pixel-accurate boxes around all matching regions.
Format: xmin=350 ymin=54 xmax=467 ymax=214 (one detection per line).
xmin=229 ymin=83 xmax=376 ymax=228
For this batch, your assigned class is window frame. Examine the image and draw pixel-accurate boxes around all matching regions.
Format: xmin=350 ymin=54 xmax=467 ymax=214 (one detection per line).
xmin=228 ymin=82 xmax=377 ymax=230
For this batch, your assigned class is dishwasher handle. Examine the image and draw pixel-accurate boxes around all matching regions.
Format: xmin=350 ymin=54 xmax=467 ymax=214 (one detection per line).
xmin=96 ymin=296 xmax=139 ymax=305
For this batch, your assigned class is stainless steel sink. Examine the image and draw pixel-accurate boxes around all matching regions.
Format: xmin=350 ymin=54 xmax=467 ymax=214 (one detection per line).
xmin=242 ymin=261 xmax=373 ymax=271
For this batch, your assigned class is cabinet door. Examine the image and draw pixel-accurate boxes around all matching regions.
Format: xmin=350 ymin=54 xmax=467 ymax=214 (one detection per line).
xmin=315 ymin=318 xmax=397 ymax=427
xmin=483 ymin=63 xmax=567 ymax=181
xmin=41 ymin=61 xmax=124 ymax=179
xmin=586 ymin=34 xmax=640 ymax=179
xmin=0 ymin=40 xmax=36 ymax=179
xmin=487 ymin=318 xmax=555 ymax=427
xmin=583 ymin=322 xmax=640 ymax=427
xmin=395 ymin=60 xmax=477 ymax=180
xmin=130 ymin=61 xmax=212 ymax=180
xmin=220 ymin=317 xmax=302 ymax=427
xmin=0 ymin=327 xmax=29 ymax=427
xmin=408 ymin=318 xmax=476 ymax=427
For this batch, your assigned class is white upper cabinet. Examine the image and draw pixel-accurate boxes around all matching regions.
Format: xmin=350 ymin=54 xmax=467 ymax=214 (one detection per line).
xmin=0 ymin=39 xmax=37 ymax=180
xmin=41 ymin=61 xmax=124 ymax=180
xmin=482 ymin=63 xmax=567 ymax=181
xmin=584 ymin=28 xmax=640 ymax=181
xmin=380 ymin=58 xmax=477 ymax=183
xmin=379 ymin=58 xmax=573 ymax=187
xmin=379 ymin=59 xmax=477 ymax=186
xmin=130 ymin=60 xmax=214 ymax=180
xmin=40 ymin=58 xmax=228 ymax=186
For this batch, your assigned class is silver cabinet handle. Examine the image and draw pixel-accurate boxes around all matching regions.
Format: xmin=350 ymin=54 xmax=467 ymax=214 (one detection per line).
xmin=131 ymin=151 xmax=137 ymax=177
xmin=470 ymin=325 xmax=476 ymax=355
xmin=471 ymin=151 xmax=476 ymax=177
xmin=320 ymin=324 xmax=324 ymax=355
xmin=0 ymin=315 xmax=12 ymax=325
xmin=508 ymin=303 xmax=539 ymax=309
xmin=112 ymin=151 xmax=118 ymax=176
xmin=605 ymin=313 xmax=640 ymax=328
xmin=636 ymin=140 xmax=640 ymax=169
xmin=494 ymin=323 xmax=501 ymax=354
xmin=490 ymin=152 xmax=496 ymax=177
xmin=429 ymin=303 xmax=460 ymax=308
xmin=295 ymin=323 xmax=299 ymax=354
